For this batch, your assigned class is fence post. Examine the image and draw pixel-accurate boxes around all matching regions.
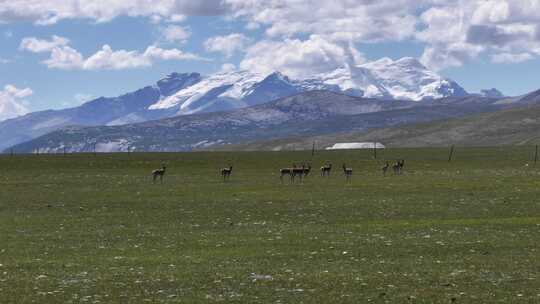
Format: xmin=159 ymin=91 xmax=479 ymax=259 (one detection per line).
xmin=373 ymin=142 xmax=377 ymax=159
xmin=311 ymin=141 xmax=315 ymax=158
xmin=10 ymin=148 xmax=13 ymax=157
xmin=448 ymin=145 xmax=455 ymax=162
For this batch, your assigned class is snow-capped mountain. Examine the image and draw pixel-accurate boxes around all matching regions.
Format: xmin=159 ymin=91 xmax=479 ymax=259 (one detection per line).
xmin=0 ymin=72 xmax=201 ymax=150
xmin=147 ymin=57 xmax=468 ymax=114
xmin=10 ymin=91 xmax=512 ymax=153
xmin=358 ymin=57 xmax=468 ymax=100
xmin=0 ymin=57 xmax=469 ymax=151
xmin=149 ymin=70 xmax=269 ymax=114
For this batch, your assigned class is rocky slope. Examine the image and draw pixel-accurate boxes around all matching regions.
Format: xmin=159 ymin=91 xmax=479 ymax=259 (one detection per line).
xmin=214 ymin=90 xmax=540 ymax=150
xmin=8 ymin=91 xmax=509 ymax=153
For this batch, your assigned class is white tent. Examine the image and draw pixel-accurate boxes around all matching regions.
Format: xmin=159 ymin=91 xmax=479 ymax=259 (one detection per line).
xmin=326 ymin=142 xmax=385 ymax=150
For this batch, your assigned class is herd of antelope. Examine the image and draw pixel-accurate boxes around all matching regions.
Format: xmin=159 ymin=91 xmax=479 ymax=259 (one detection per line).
xmin=151 ymin=160 xmax=406 ymax=184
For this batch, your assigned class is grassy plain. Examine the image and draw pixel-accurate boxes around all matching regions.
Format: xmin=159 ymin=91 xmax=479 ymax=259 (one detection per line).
xmin=1 ymin=147 xmax=539 ymax=303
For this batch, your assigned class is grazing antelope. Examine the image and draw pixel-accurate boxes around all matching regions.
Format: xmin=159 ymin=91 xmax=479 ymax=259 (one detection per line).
xmin=280 ymin=166 xmax=294 ymax=183
xmin=152 ymin=164 xmax=167 ymax=184
xmin=392 ymin=161 xmax=401 ymax=175
xmin=221 ymin=165 xmax=233 ymax=181
xmin=321 ymin=163 xmax=332 ymax=177
xmin=292 ymin=164 xmax=307 ymax=183
xmin=302 ymin=164 xmax=312 ymax=177
xmin=382 ymin=162 xmax=390 ymax=176
xmin=398 ymin=159 xmax=405 ymax=174
xmin=342 ymin=163 xmax=353 ymax=182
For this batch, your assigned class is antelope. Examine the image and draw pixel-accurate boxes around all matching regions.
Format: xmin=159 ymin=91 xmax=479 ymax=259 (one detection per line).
xmin=392 ymin=161 xmax=401 ymax=175
xmin=152 ymin=164 xmax=167 ymax=184
xmin=382 ymin=162 xmax=390 ymax=176
xmin=292 ymin=164 xmax=307 ymax=183
xmin=280 ymin=166 xmax=294 ymax=183
xmin=302 ymin=164 xmax=312 ymax=177
xmin=342 ymin=163 xmax=352 ymax=182
xmin=398 ymin=159 xmax=405 ymax=174
xmin=221 ymin=165 xmax=233 ymax=181
xmin=321 ymin=163 xmax=332 ymax=177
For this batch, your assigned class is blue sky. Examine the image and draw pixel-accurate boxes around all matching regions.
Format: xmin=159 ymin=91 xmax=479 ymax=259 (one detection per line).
xmin=1 ymin=0 xmax=540 ymax=117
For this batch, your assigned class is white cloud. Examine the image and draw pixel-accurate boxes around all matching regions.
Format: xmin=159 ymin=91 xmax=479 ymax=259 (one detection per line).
xmin=240 ymin=35 xmax=365 ymax=79
xmin=416 ymin=1 xmax=540 ymax=70
xmin=5 ymin=0 xmax=540 ymax=73
xmin=0 ymin=85 xmax=32 ymax=122
xmin=83 ymin=45 xmax=152 ymax=70
xmin=20 ymin=36 xmax=207 ymax=70
xmin=143 ymin=45 xmax=203 ymax=61
xmin=0 ymin=0 xmax=229 ymax=25
xmin=491 ymin=52 xmax=533 ymax=64
xmin=61 ymin=93 xmax=95 ymax=107
xmin=228 ymin=1 xmax=540 ymax=71
xmin=204 ymin=33 xmax=251 ymax=57
xmin=19 ymin=35 xmax=69 ymax=53
xmin=75 ymin=93 xmax=95 ymax=104
xmin=227 ymin=0 xmax=419 ymax=43
xmin=220 ymin=63 xmax=236 ymax=72
xmin=168 ymin=14 xmax=187 ymax=23
xmin=43 ymin=46 xmax=85 ymax=70
xmin=161 ymin=25 xmax=191 ymax=43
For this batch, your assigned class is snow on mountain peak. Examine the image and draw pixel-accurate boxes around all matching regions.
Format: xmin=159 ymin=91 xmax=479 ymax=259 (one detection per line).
xmin=265 ymin=71 xmax=291 ymax=83
xmin=357 ymin=57 xmax=466 ymax=100
xmin=148 ymin=57 xmax=468 ymax=114
xmin=149 ymin=70 xmax=266 ymax=113
xmin=395 ymin=57 xmax=427 ymax=69
xmin=156 ymin=72 xmax=201 ymax=97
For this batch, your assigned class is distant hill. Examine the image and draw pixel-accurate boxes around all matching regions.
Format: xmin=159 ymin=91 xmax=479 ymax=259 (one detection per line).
xmin=216 ymin=90 xmax=540 ymax=151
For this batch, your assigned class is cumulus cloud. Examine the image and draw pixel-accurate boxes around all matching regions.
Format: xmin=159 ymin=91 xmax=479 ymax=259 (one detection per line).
xmin=491 ymin=52 xmax=533 ymax=64
xmin=6 ymin=1 xmax=540 ymax=73
xmin=0 ymin=0 xmax=229 ymax=25
xmin=0 ymin=84 xmax=32 ymax=121
xmin=19 ymin=35 xmax=69 ymax=53
xmin=240 ymin=35 xmax=365 ymax=79
xmin=227 ymin=0 xmax=421 ymax=43
xmin=204 ymin=33 xmax=251 ymax=57
xmin=20 ymin=36 xmax=207 ymax=70
xmin=466 ymin=24 xmax=534 ymax=47
xmin=229 ymin=0 xmax=540 ymax=71
xmin=220 ymin=63 xmax=236 ymax=72
xmin=161 ymin=25 xmax=191 ymax=43
xmin=417 ymin=1 xmax=540 ymax=70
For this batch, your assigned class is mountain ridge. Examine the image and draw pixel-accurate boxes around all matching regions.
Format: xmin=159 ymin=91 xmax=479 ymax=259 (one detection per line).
xmin=211 ymin=89 xmax=540 ymax=151
xmin=7 ymin=90 xmax=513 ymax=153
xmin=0 ymin=58 xmax=471 ymax=150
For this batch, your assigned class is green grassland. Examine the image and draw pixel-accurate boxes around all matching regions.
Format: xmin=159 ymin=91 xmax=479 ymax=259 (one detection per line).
xmin=1 ymin=147 xmax=540 ymax=303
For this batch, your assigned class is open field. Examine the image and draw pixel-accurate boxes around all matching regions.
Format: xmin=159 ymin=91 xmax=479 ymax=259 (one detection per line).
xmin=1 ymin=147 xmax=540 ymax=303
